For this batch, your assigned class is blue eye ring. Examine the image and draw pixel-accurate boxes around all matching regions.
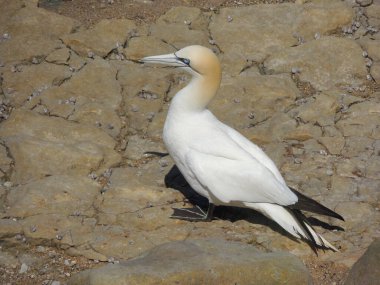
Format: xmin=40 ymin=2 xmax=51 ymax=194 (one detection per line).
xmin=174 ymin=53 xmax=191 ymax=66
xmin=182 ymin=58 xmax=190 ymax=65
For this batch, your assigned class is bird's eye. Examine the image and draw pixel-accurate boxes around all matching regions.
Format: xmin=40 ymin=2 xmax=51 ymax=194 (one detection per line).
xmin=181 ymin=58 xmax=190 ymax=65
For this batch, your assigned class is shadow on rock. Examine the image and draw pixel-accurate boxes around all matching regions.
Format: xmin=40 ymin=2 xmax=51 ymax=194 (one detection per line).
xmin=165 ymin=165 xmax=344 ymax=238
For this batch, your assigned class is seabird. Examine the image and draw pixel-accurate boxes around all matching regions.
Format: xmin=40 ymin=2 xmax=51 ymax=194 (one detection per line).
xmin=141 ymin=45 xmax=344 ymax=251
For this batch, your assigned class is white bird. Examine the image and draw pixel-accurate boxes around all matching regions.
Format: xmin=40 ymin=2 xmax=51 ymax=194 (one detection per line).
xmin=141 ymin=45 xmax=343 ymax=252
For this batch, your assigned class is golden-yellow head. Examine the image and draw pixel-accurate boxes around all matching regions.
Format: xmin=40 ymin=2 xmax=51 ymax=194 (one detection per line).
xmin=141 ymin=45 xmax=221 ymax=80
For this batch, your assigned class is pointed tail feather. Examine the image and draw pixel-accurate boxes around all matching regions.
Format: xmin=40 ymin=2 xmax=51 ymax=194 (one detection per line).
xmin=244 ymin=202 xmax=339 ymax=252
xmin=289 ymin=187 xmax=344 ymax=221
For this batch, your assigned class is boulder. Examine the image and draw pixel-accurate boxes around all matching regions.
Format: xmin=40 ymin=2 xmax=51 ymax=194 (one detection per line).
xmin=68 ymin=239 xmax=313 ymax=285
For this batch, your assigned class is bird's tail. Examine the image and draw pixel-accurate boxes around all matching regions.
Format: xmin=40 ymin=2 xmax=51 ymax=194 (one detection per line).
xmin=244 ymin=202 xmax=338 ymax=252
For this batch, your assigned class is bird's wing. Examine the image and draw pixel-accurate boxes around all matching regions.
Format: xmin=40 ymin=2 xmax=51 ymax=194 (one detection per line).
xmin=220 ymin=122 xmax=286 ymax=185
xmin=185 ymin=149 xmax=297 ymax=206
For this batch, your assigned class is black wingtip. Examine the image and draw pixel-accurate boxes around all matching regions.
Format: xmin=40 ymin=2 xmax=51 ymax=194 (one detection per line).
xmin=289 ymin=187 xmax=344 ymax=221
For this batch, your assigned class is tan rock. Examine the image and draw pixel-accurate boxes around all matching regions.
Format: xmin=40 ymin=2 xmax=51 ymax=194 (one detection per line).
xmin=20 ymin=214 xmax=94 ymax=247
xmin=2 ymin=62 xmax=72 ymax=107
xmin=371 ymin=61 xmax=380 ymax=83
xmin=150 ymin=23 xmax=210 ymax=50
xmin=292 ymin=93 xmax=340 ymax=126
xmin=210 ymin=74 xmax=299 ymax=130
xmin=0 ymin=5 xmax=80 ymax=64
xmin=0 ymin=219 xmax=22 ymax=238
xmin=124 ymin=36 xmax=174 ymax=61
xmin=245 ymin=113 xmax=297 ymax=144
xmin=366 ymin=4 xmax=380 ymax=19
xmin=0 ymin=144 xmax=12 ymax=179
xmin=35 ymin=58 xmax=121 ymax=119
xmin=94 ymin=168 xmax=182 ymax=217
xmin=335 ymin=201 xmax=375 ymax=229
xmin=61 ymin=19 xmax=136 ymax=57
xmin=285 ymin=124 xmax=322 ymax=141
xmin=336 ymin=101 xmax=380 ymax=139
xmin=0 ymin=110 xmax=121 ymax=184
xmin=210 ymin=2 xmax=353 ymax=74
xmin=6 ymin=175 xmax=99 ymax=218
xmin=157 ymin=6 xmax=203 ymax=25
xmin=359 ymin=39 xmax=380 ymax=61
xmin=317 ymin=136 xmax=345 ymax=155
xmin=45 ymin=48 xmax=71 ymax=64
xmin=69 ymin=102 xmax=122 ymax=138
xmin=116 ymin=61 xmax=173 ymax=132
xmin=68 ymin=239 xmax=313 ymax=285
xmin=264 ymin=37 xmax=367 ymax=91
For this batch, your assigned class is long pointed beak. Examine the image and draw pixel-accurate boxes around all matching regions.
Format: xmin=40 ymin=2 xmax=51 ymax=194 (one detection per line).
xmin=140 ymin=53 xmax=185 ymax=67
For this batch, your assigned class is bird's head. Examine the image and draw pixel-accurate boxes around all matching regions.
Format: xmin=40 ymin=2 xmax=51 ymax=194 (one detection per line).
xmin=140 ymin=45 xmax=221 ymax=80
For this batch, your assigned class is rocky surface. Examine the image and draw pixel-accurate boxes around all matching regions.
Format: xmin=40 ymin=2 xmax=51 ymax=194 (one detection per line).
xmin=344 ymin=238 xmax=380 ymax=285
xmin=0 ymin=0 xmax=379 ymax=284
xmin=68 ymin=239 xmax=313 ymax=285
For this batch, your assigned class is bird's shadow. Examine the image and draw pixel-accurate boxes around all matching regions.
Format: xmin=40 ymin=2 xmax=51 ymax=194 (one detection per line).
xmin=165 ymin=165 xmax=344 ymax=241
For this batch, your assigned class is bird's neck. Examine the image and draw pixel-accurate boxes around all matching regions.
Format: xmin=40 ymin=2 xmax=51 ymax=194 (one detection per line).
xmin=170 ymin=73 xmax=221 ymax=113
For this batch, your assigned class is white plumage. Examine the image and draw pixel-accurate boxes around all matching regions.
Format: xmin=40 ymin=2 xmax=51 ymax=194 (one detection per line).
xmin=141 ymin=45 xmax=342 ymax=251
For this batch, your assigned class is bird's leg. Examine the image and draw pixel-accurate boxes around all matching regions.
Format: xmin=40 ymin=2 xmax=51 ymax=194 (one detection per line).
xmin=171 ymin=203 xmax=215 ymax=221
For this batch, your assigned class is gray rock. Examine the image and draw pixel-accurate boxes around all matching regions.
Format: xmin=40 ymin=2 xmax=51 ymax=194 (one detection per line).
xmin=0 ymin=250 xmax=20 ymax=268
xmin=345 ymin=239 xmax=380 ymax=285
xmin=19 ymin=263 xmax=28 ymax=274
xmin=68 ymin=239 xmax=313 ymax=285
xmin=264 ymin=37 xmax=367 ymax=91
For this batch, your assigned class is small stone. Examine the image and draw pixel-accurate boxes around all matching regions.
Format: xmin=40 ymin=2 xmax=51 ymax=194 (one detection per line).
xmin=64 ymin=259 xmax=71 ymax=266
xmin=291 ymin=67 xmax=301 ymax=74
xmin=87 ymin=51 xmax=95 ymax=58
xmin=355 ymin=0 xmax=373 ymax=7
xmin=36 ymin=246 xmax=46 ymax=253
xmin=227 ymin=15 xmax=233 ymax=22
xmin=19 ymin=263 xmax=28 ymax=274
xmin=158 ymin=158 xmax=169 ymax=167
xmin=3 ymin=181 xmax=12 ymax=187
